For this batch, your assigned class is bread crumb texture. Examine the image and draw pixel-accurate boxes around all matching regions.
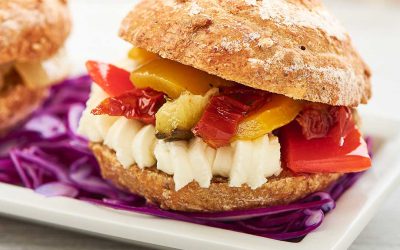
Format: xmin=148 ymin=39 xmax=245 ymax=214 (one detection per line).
xmin=0 ymin=0 xmax=71 ymax=64
xmin=0 ymin=83 xmax=48 ymax=134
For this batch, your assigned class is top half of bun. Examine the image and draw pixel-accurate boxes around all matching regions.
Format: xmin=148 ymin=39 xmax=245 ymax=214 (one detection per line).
xmin=119 ymin=0 xmax=371 ymax=107
xmin=0 ymin=0 xmax=71 ymax=64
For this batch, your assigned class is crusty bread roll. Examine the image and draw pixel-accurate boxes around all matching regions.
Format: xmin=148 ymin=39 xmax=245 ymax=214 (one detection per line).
xmin=0 ymin=0 xmax=71 ymax=134
xmin=86 ymin=0 xmax=371 ymax=212
xmin=0 ymin=0 xmax=71 ymax=64
xmin=120 ymin=0 xmax=371 ymax=107
xmin=92 ymin=143 xmax=341 ymax=212
xmin=0 ymin=82 xmax=48 ymax=134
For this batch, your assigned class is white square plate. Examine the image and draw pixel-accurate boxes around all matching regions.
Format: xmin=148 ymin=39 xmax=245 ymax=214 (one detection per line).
xmin=1 ymin=1 xmax=399 ymax=249
xmin=0 ymin=113 xmax=399 ymax=250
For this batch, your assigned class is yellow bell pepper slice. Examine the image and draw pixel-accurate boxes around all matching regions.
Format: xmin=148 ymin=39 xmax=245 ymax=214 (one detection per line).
xmin=234 ymin=95 xmax=303 ymax=140
xmin=130 ymin=58 xmax=233 ymax=99
xmin=128 ymin=48 xmax=159 ymax=66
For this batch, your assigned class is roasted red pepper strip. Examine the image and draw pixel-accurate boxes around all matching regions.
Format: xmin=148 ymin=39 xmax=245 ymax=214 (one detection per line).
xmin=193 ymin=85 xmax=270 ymax=148
xmin=91 ymin=88 xmax=166 ymax=125
xmin=280 ymin=120 xmax=371 ymax=173
xmin=192 ymin=95 xmax=250 ymax=148
xmin=86 ymin=61 xmax=134 ymax=97
xmin=220 ymin=85 xmax=271 ymax=110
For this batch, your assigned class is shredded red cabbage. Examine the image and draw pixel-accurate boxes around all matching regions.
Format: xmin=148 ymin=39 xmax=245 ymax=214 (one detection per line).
xmin=0 ymin=76 xmax=369 ymax=241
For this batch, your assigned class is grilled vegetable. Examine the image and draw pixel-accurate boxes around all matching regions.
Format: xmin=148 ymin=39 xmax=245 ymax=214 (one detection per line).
xmin=155 ymin=89 xmax=217 ymax=140
xmin=131 ymin=58 xmax=232 ymax=99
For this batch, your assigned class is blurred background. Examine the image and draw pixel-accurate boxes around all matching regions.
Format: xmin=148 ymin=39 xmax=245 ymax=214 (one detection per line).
xmin=1 ymin=0 xmax=399 ymax=249
xmin=325 ymin=0 xmax=400 ymax=121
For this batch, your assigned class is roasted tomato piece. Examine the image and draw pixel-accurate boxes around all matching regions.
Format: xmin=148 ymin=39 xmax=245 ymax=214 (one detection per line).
xmin=296 ymin=104 xmax=353 ymax=140
xmin=192 ymin=85 xmax=271 ymax=148
xmin=91 ymin=88 xmax=166 ymax=125
xmin=220 ymin=85 xmax=270 ymax=110
xmin=86 ymin=61 xmax=134 ymax=97
xmin=328 ymin=106 xmax=354 ymax=144
xmin=192 ymin=95 xmax=250 ymax=148
xmin=280 ymin=120 xmax=371 ymax=174
xmin=130 ymin=58 xmax=233 ymax=99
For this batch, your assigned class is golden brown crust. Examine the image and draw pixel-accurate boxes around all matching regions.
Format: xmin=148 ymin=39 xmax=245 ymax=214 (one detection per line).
xmin=0 ymin=0 xmax=71 ymax=64
xmin=91 ymin=143 xmax=342 ymax=212
xmin=0 ymin=82 xmax=48 ymax=134
xmin=120 ymin=0 xmax=371 ymax=107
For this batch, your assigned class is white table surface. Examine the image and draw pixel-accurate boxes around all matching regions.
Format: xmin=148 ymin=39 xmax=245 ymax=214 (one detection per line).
xmin=1 ymin=0 xmax=399 ymax=249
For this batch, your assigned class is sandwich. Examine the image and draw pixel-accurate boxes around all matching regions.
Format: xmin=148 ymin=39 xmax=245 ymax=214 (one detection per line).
xmin=78 ymin=0 xmax=372 ymax=212
xmin=0 ymin=0 xmax=71 ymax=134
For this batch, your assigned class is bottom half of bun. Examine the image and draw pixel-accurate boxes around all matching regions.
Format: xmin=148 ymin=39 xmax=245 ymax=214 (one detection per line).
xmin=0 ymin=83 xmax=48 ymax=135
xmin=91 ymin=143 xmax=342 ymax=212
